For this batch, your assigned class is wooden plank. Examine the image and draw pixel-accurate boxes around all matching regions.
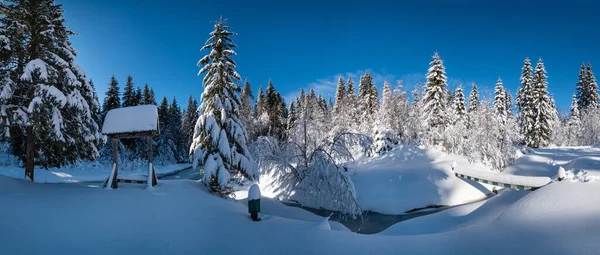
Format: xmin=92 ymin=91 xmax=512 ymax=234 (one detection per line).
xmin=110 ymin=138 xmax=119 ymax=189
xmin=108 ymin=131 xmax=159 ymax=139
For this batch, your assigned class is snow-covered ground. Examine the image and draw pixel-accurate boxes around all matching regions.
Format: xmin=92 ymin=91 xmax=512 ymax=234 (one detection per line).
xmin=1 ymin=146 xmax=599 ymax=254
xmin=0 ymin=162 xmax=190 ymax=183
xmin=348 ymin=146 xmax=495 ymax=214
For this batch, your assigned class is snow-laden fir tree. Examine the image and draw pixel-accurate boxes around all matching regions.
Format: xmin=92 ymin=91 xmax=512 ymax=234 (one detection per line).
xmin=191 ymin=18 xmax=258 ymax=193
xmin=103 ymin=76 xmax=120 ymax=115
xmin=333 ymin=76 xmax=345 ymax=115
xmin=575 ymin=63 xmax=588 ymax=110
xmin=530 ymin=58 xmax=555 ymax=148
xmin=392 ymin=80 xmax=410 ymax=141
xmin=134 ymin=87 xmax=142 ymax=106
xmin=182 ymin=95 xmax=198 ymax=159
xmin=142 ymin=84 xmax=157 ymax=105
xmin=452 ymin=85 xmax=467 ymax=125
xmin=422 ymin=52 xmax=448 ymax=146
xmin=344 ymin=77 xmax=357 ymax=131
xmin=505 ymin=89 xmax=513 ymax=118
xmin=286 ymin=101 xmax=296 ymax=132
xmin=264 ymin=80 xmax=287 ymax=140
xmin=566 ymin=94 xmax=581 ymax=145
xmin=121 ymin=75 xmax=136 ymax=107
xmin=584 ymin=63 xmax=598 ymax=110
xmin=518 ymin=58 xmax=536 ymax=146
xmin=0 ymin=0 xmax=102 ymax=178
xmin=377 ymin=81 xmax=394 ymax=131
xmin=405 ymin=84 xmax=424 ymax=143
xmin=494 ymin=78 xmax=507 ymax=126
xmin=239 ymin=79 xmax=254 ymax=139
xmin=169 ymin=98 xmax=185 ymax=161
xmin=467 ymin=82 xmax=479 ymax=114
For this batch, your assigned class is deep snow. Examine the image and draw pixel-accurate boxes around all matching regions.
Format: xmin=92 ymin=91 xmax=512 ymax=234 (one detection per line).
xmin=1 ymin=147 xmax=599 ymax=254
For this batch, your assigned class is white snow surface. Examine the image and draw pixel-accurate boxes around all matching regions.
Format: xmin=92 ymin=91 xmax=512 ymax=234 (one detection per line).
xmin=347 ymin=146 xmax=495 ymax=214
xmin=454 ymin=167 xmax=552 ymax=187
xmin=102 ymin=105 xmax=159 ymax=135
xmin=248 ymin=183 xmax=261 ymax=200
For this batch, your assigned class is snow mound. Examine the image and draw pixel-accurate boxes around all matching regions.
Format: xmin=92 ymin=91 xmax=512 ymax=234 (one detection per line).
xmin=102 ymin=105 xmax=159 ymax=135
xmin=350 ymin=145 xmax=494 ymax=214
xmin=248 ymin=183 xmax=261 ymax=200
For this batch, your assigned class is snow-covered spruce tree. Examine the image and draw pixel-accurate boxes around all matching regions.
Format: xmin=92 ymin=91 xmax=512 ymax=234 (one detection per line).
xmin=584 ymin=63 xmax=598 ymax=110
xmin=142 ymin=84 xmax=157 ymax=105
xmin=182 ymin=95 xmax=198 ymax=160
xmin=121 ymin=75 xmax=136 ymax=107
xmin=333 ymin=76 xmax=345 ymax=115
xmin=191 ymin=18 xmax=258 ymax=194
xmin=134 ymin=87 xmax=142 ymax=106
xmin=343 ymin=77 xmax=358 ymax=131
xmin=239 ymin=79 xmax=254 ymax=139
xmin=530 ymin=58 xmax=555 ymax=148
xmin=372 ymin=81 xmax=397 ymax=154
xmin=264 ymin=80 xmax=287 ymax=140
xmin=494 ymin=78 xmax=507 ymax=126
xmin=155 ymin=97 xmax=175 ymax=162
xmin=0 ymin=0 xmax=102 ymax=178
xmin=467 ymin=82 xmax=479 ymax=114
xmin=392 ymin=80 xmax=410 ymax=141
xmin=422 ymin=52 xmax=448 ymax=147
xmin=253 ymin=85 xmax=268 ymax=137
xmin=102 ymin=76 xmax=120 ymax=115
xmin=505 ymin=89 xmax=513 ymax=118
xmin=566 ymin=95 xmax=581 ymax=145
xmin=170 ymin=98 xmax=186 ymax=162
xmin=286 ymin=101 xmax=296 ymax=132
xmin=453 ymin=85 xmax=467 ymax=125
xmin=518 ymin=58 xmax=536 ymax=146
xmin=575 ymin=63 xmax=588 ymax=111
xmin=580 ymin=105 xmax=600 ymax=145
xmin=358 ymin=72 xmax=377 ymax=133
xmin=405 ymin=84 xmax=425 ymax=144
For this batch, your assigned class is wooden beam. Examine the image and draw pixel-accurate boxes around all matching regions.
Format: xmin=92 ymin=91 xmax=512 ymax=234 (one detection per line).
xmin=109 ymin=137 xmax=119 ymax=189
xmin=147 ymin=136 xmax=157 ymax=187
xmin=104 ymin=131 xmax=159 ymax=139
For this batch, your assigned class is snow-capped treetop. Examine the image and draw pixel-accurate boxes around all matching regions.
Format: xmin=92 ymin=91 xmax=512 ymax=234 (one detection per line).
xmin=102 ymin=105 xmax=159 ymax=135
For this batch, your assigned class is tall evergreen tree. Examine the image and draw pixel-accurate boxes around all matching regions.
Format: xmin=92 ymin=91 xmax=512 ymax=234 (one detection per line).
xmin=121 ymin=75 xmax=136 ymax=107
xmin=239 ymin=79 xmax=254 ymax=138
xmin=567 ymin=94 xmax=581 ymax=145
xmin=518 ymin=58 xmax=536 ymax=145
xmin=333 ymin=76 xmax=345 ymax=115
xmin=0 ymin=0 xmax=101 ymax=178
xmin=468 ymin=82 xmax=479 ymax=113
xmin=134 ymin=87 xmax=143 ymax=106
xmin=377 ymin=81 xmax=394 ymax=130
xmin=255 ymin=85 xmax=265 ymax=118
xmin=103 ymin=76 xmax=120 ymax=114
xmin=585 ymin=63 xmax=598 ymax=109
xmin=575 ymin=63 xmax=587 ymax=110
xmin=530 ymin=58 xmax=554 ymax=148
xmin=453 ymin=85 xmax=467 ymax=125
xmin=190 ymin=18 xmax=257 ymax=193
xmin=169 ymin=97 xmax=184 ymax=161
xmin=264 ymin=80 xmax=287 ymax=140
xmin=494 ymin=78 xmax=507 ymax=126
xmin=392 ymin=80 xmax=410 ymax=140
xmin=358 ymin=72 xmax=376 ymax=133
xmin=422 ymin=52 xmax=448 ymax=146
xmin=344 ymin=77 xmax=357 ymax=130
xmin=505 ymin=89 xmax=513 ymax=118
xmin=287 ymin=101 xmax=296 ymax=132
xmin=182 ymin=95 xmax=198 ymax=158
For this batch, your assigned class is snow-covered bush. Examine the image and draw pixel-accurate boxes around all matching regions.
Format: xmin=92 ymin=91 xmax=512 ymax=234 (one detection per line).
xmin=371 ymin=129 xmax=397 ymax=155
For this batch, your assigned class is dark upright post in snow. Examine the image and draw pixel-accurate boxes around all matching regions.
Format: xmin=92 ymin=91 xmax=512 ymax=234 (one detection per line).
xmin=109 ymin=137 xmax=119 ymax=189
xmin=24 ymin=126 xmax=35 ymax=182
xmin=147 ymin=136 xmax=157 ymax=187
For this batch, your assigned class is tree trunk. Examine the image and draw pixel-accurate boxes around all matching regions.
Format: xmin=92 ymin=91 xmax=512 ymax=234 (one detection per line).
xmin=24 ymin=126 xmax=34 ymax=181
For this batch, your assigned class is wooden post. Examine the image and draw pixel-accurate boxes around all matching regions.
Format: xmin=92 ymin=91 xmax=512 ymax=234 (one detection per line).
xmin=110 ymin=137 xmax=119 ymax=189
xmin=24 ymin=126 xmax=34 ymax=182
xmin=147 ymin=136 xmax=157 ymax=187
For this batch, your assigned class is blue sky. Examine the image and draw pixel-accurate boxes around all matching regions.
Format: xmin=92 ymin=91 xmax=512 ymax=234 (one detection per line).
xmin=60 ymin=0 xmax=599 ymax=113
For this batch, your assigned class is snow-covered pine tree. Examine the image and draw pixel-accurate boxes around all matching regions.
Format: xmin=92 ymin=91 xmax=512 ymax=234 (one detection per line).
xmin=467 ymin=82 xmax=479 ymax=113
xmin=122 ymin=75 xmax=136 ymax=107
xmin=505 ymin=89 xmax=513 ymax=118
xmin=344 ymin=77 xmax=357 ymax=131
xmin=286 ymin=101 xmax=296 ymax=132
xmin=239 ymin=79 xmax=254 ymax=139
xmin=422 ymin=52 xmax=448 ymax=147
xmin=0 ymin=0 xmax=101 ymax=178
xmin=103 ymin=76 xmax=120 ymax=114
xmin=585 ymin=63 xmax=598 ymax=110
xmin=575 ymin=63 xmax=587 ymax=110
xmin=134 ymin=87 xmax=143 ymax=106
xmin=453 ymin=85 xmax=467 ymax=125
xmin=182 ymin=95 xmax=198 ymax=159
xmin=377 ymin=81 xmax=394 ymax=131
xmin=494 ymin=78 xmax=507 ymax=126
xmin=531 ymin=58 xmax=554 ymax=148
xmin=518 ymin=58 xmax=536 ymax=146
xmin=566 ymin=94 xmax=581 ymax=145
xmin=264 ymin=80 xmax=287 ymax=140
xmin=169 ymin=98 xmax=185 ymax=162
xmin=141 ymin=84 xmax=156 ymax=105
xmin=333 ymin=76 xmax=345 ymax=116
xmin=358 ymin=72 xmax=376 ymax=133
xmin=191 ymin=18 xmax=258 ymax=193
xmin=156 ymin=97 xmax=175 ymax=161
xmin=392 ymin=80 xmax=409 ymax=140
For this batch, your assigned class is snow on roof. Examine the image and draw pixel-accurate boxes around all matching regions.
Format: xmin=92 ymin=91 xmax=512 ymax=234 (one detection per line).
xmin=102 ymin=105 xmax=159 ymax=135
